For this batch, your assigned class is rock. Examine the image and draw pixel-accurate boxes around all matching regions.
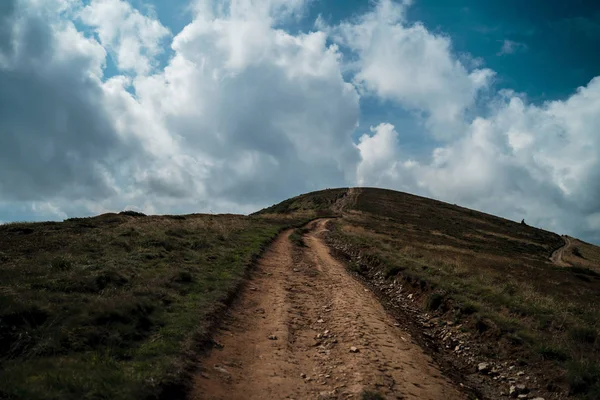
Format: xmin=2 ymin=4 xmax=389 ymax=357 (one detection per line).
xmin=531 ymin=398 xmax=545 ymax=400
xmin=477 ymin=362 xmax=490 ymax=373
xmin=250 ymin=287 xmax=257 ymax=291
xmin=510 ymin=386 xmax=517 ymax=397
xmin=212 ymin=341 xmax=224 ymax=349
xmin=317 ymin=319 xmax=325 ymax=323
xmin=293 ymin=268 xmax=299 ymax=272
xmin=201 ymin=372 xmax=210 ymax=379
xmin=510 ymin=385 xmax=528 ymax=397
xmin=517 ymin=371 xmax=525 ymax=376
xmin=214 ymin=365 xmax=230 ymax=375
xmin=301 ymin=373 xmax=307 ymax=379
xmin=517 ymin=395 xmax=528 ymax=399
xmin=268 ymin=335 xmax=278 ymax=340
xmin=349 ymin=346 xmax=359 ymax=353
xmin=516 ymin=384 xmax=528 ymax=393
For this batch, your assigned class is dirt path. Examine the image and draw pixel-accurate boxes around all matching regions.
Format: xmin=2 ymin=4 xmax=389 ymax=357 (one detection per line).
xmin=332 ymin=187 xmax=362 ymax=215
xmin=192 ymin=220 xmax=464 ymax=399
xmin=551 ymin=235 xmax=572 ymax=267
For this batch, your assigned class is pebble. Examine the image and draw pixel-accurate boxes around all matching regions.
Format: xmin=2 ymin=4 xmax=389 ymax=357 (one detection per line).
xmin=477 ymin=362 xmax=490 ymax=373
xmin=268 ymin=335 xmax=278 ymax=340
xmin=349 ymin=346 xmax=359 ymax=353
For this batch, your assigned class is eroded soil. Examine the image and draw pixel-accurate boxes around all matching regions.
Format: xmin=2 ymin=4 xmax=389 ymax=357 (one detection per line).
xmin=192 ymin=220 xmax=465 ymax=400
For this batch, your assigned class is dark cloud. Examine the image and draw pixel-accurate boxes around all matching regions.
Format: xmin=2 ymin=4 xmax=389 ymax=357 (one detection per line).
xmin=0 ymin=6 xmax=137 ymax=202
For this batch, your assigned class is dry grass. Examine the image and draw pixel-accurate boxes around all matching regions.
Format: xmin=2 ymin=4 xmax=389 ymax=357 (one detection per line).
xmin=0 ymin=212 xmax=305 ymax=400
xmin=317 ymin=187 xmax=600 ymax=398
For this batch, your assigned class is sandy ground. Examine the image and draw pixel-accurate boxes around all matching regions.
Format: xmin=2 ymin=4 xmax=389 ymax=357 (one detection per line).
xmin=192 ymin=219 xmax=465 ymax=400
xmin=550 ymin=235 xmax=572 ymax=267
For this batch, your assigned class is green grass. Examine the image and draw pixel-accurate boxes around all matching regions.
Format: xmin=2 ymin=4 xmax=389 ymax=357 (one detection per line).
xmin=0 ymin=213 xmax=304 ymax=399
xmin=314 ymin=187 xmax=600 ymax=398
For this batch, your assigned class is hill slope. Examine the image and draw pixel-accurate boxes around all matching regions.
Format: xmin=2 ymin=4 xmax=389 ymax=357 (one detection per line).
xmin=262 ymin=187 xmax=600 ymax=399
xmin=1 ymin=187 xmax=599 ymax=399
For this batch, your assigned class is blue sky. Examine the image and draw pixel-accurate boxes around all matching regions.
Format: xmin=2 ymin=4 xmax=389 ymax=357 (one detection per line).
xmin=1 ymin=0 xmax=600 ymax=243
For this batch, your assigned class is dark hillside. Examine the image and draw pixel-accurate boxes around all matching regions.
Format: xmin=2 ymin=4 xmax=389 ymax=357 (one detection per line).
xmin=315 ymin=187 xmax=600 ymax=399
xmin=0 ymin=212 xmax=306 ymax=399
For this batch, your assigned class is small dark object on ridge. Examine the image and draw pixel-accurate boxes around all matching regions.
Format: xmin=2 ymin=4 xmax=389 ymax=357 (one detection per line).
xmin=120 ymin=210 xmax=147 ymax=217
xmin=521 ymin=219 xmax=527 ymax=226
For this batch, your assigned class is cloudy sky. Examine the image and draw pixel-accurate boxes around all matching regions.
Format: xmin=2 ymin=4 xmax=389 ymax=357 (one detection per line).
xmin=1 ymin=0 xmax=600 ymax=243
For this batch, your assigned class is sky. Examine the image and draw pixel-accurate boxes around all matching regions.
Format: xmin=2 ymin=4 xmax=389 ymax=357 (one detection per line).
xmin=1 ymin=0 xmax=600 ymax=243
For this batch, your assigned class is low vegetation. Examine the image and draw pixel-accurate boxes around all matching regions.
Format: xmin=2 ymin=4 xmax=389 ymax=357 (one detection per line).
xmin=0 ymin=212 xmax=305 ymax=399
xmin=320 ymin=188 xmax=600 ymax=398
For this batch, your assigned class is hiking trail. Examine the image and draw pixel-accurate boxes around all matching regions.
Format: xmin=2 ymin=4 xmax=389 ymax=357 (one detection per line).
xmin=192 ymin=219 xmax=465 ymax=399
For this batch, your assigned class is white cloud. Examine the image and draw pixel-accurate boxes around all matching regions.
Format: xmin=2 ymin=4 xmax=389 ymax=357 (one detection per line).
xmin=329 ymin=0 xmax=495 ymax=138
xmin=2 ymin=0 xmax=600 ymax=245
xmin=79 ymin=0 xmax=170 ymax=75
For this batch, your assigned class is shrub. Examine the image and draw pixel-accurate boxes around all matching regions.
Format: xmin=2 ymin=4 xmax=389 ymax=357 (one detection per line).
xmin=537 ymin=344 xmax=568 ymax=361
xmin=569 ymin=326 xmax=598 ymax=344
xmin=426 ymin=293 xmax=444 ymax=311
xmin=567 ymin=360 xmax=600 ymax=397
xmin=119 ymin=210 xmax=146 ymax=217
xmin=361 ymin=390 xmax=385 ymax=400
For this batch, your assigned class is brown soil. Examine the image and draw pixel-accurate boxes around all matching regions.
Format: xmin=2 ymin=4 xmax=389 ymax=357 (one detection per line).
xmin=191 ymin=219 xmax=465 ymax=400
xmin=550 ymin=235 xmax=572 ymax=266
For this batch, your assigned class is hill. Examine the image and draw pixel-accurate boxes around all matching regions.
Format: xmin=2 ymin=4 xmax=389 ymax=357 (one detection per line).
xmin=1 ymin=187 xmax=599 ymax=399
xmin=260 ymin=187 xmax=600 ymax=399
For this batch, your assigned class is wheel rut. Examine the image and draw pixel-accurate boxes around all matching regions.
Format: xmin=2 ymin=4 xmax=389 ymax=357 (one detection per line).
xmin=192 ymin=219 xmax=465 ymax=400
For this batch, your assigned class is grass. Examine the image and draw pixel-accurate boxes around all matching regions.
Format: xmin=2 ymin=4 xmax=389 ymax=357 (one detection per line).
xmin=289 ymin=227 xmax=310 ymax=247
xmin=298 ymin=187 xmax=600 ymax=398
xmin=360 ymin=390 xmax=385 ymax=400
xmin=0 ymin=212 xmax=305 ymax=399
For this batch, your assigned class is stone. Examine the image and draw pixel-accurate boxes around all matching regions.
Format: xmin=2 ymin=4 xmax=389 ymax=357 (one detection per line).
xmin=517 ymin=371 xmax=525 ymax=376
xmin=477 ymin=362 xmax=490 ymax=373
xmin=516 ymin=384 xmax=528 ymax=393
xmin=349 ymin=346 xmax=359 ymax=353
xmin=214 ymin=365 xmax=230 ymax=375
xmin=317 ymin=319 xmax=325 ymax=323
xmin=301 ymin=373 xmax=307 ymax=379
xmin=268 ymin=335 xmax=278 ymax=340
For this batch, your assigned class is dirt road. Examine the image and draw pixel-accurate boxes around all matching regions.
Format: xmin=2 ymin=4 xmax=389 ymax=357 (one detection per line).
xmin=551 ymin=235 xmax=572 ymax=267
xmin=192 ymin=220 xmax=464 ymax=400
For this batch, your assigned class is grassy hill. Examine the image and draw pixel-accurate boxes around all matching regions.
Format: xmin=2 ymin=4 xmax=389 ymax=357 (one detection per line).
xmin=1 ymin=187 xmax=599 ymax=399
xmin=266 ymin=187 xmax=600 ymax=398
xmin=0 ymin=212 xmax=310 ymax=399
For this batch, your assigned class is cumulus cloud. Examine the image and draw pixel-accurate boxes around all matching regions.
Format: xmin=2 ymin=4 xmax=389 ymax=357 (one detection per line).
xmin=328 ymin=0 xmax=495 ymax=138
xmin=0 ymin=0 xmax=360 ymax=221
xmin=79 ymin=0 xmax=171 ymax=75
xmin=133 ymin=1 xmax=360 ymax=205
xmin=2 ymin=0 xmax=600 ymax=244
xmin=0 ymin=0 xmax=133 ymax=203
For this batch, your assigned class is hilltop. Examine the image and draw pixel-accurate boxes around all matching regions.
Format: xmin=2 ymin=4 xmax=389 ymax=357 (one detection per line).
xmin=257 ymin=187 xmax=600 ymax=399
xmin=0 ymin=188 xmax=599 ymax=399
